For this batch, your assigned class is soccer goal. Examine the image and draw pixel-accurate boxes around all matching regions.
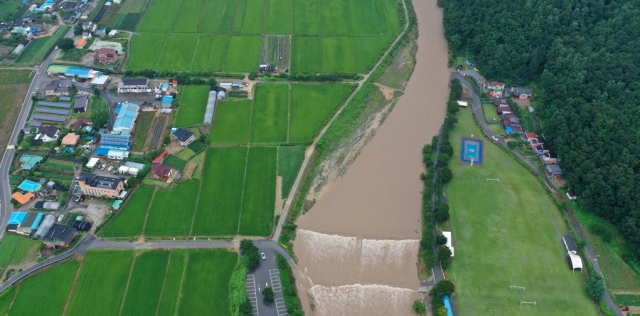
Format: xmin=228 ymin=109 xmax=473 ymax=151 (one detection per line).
xmin=486 ymin=178 xmax=500 ymax=182
xmin=520 ymin=301 xmax=536 ymax=306
xmin=509 ymin=285 xmax=525 ymax=291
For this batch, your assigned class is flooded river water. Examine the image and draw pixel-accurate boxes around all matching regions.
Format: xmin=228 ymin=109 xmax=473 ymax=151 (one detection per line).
xmin=293 ymin=0 xmax=450 ymax=314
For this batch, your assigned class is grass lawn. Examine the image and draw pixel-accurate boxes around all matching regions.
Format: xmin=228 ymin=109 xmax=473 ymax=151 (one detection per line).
xmin=132 ymin=112 xmax=154 ymax=151
xmin=190 ymin=151 xmax=207 ymax=179
xmin=120 ymin=251 xmax=170 ymax=316
xmin=0 ymin=236 xmax=20 ymax=268
xmin=15 ymin=26 xmax=70 ymax=64
xmin=66 ymin=251 xmax=135 ymax=316
xmin=447 ymin=108 xmax=599 ymax=316
xmin=210 ymin=100 xmax=252 ymax=144
xmin=265 ymin=0 xmax=292 ymax=34
xmin=101 ymin=186 xmax=155 ymax=237
xmin=179 ymin=250 xmax=237 ymax=315
xmin=482 ymin=103 xmax=500 ymax=124
xmin=251 ymin=84 xmax=288 ymax=143
xmin=0 ymin=70 xmax=32 ymax=160
xmin=291 ymin=37 xmax=322 ymax=73
xmin=192 ymin=147 xmax=247 ymax=236
xmin=225 ymin=36 xmax=261 ymax=72
xmin=157 ymin=251 xmax=187 ymax=316
xmin=158 ymin=33 xmax=198 ymax=71
xmin=145 ymin=180 xmax=200 ymax=236
xmin=277 ymin=146 xmax=305 ymax=198
xmin=127 ymin=33 xmax=166 ymax=70
xmin=175 ymin=147 xmax=196 ymax=160
xmin=176 ymin=85 xmax=209 ymax=127
xmin=238 ymin=147 xmax=277 ymax=236
xmin=289 ymin=84 xmax=354 ymax=143
xmin=7 ymin=260 xmax=80 ymax=316
xmin=8 ymin=237 xmax=41 ymax=266
xmin=163 ymin=155 xmax=187 ymax=171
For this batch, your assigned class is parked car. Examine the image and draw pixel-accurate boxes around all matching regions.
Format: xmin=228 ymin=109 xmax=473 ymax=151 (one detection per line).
xmin=261 ymin=253 xmax=266 ymax=260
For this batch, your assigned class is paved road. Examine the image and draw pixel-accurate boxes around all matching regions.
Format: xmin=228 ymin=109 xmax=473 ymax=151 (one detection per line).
xmin=251 ymin=242 xmax=292 ymax=316
xmin=0 ymin=233 xmax=95 ymax=293
xmin=454 ymin=72 xmax=623 ymax=316
xmin=272 ymin=0 xmax=410 ymax=242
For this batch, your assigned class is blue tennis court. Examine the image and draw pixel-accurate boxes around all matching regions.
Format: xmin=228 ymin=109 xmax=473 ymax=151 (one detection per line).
xmin=460 ymin=137 xmax=484 ymax=165
xmin=18 ymin=180 xmax=42 ymax=192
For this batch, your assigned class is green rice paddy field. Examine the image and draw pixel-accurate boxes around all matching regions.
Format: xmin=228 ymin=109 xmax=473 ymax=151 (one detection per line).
xmin=447 ymin=108 xmax=598 ymax=315
xmin=125 ymin=0 xmax=401 ymax=72
xmin=175 ymin=85 xmax=211 ymax=127
xmin=0 ymin=250 xmax=237 ymax=316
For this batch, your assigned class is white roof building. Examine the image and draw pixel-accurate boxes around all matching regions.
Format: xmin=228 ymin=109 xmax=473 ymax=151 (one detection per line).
xmin=86 ymin=157 xmax=100 ymax=168
xmin=442 ymin=231 xmax=454 ymax=257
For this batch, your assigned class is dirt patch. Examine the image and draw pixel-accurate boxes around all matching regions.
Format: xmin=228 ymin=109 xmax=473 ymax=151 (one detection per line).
xmin=374 ymin=83 xmax=398 ymax=101
xmin=275 ymin=176 xmax=284 ymax=216
xmin=0 ymin=45 xmax=10 ymax=55
xmin=70 ymin=202 xmax=110 ymax=233
xmin=183 ymin=161 xmax=196 ymax=179
xmin=512 ymin=98 xmax=531 ymax=107
xmin=164 ymin=141 xmax=182 ymax=154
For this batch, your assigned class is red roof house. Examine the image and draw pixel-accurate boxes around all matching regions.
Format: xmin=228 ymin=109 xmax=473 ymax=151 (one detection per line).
xmin=152 ymin=151 xmax=167 ymax=164
xmin=150 ymin=164 xmax=172 ymax=181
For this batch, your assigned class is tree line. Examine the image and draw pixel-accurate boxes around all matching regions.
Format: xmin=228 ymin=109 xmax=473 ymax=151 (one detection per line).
xmin=438 ymin=0 xmax=640 ymax=260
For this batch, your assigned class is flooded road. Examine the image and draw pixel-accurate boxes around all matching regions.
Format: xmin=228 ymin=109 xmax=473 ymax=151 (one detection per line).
xmin=293 ymin=0 xmax=451 ymax=314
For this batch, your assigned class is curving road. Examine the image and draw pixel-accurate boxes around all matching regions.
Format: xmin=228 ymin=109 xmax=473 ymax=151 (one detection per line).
xmin=453 ymin=72 xmax=623 ymax=316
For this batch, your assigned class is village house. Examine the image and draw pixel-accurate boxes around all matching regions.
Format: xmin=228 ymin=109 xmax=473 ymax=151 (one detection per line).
xmin=44 ymin=80 xmax=71 ymax=97
xmin=150 ymin=164 xmax=172 ymax=181
xmin=35 ymin=125 xmax=60 ymax=142
xmin=117 ymin=77 xmax=150 ymax=93
xmin=546 ymin=164 xmax=563 ymax=178
xmin=540 ymin=152 xmax=559 ymax=164
xmin=42 ymin=224 xmax=77 ymax=248
xmin=512 ymin=86 xmax=533 ymax=99
xmin=76 ymin=173 xmax=124 ymax=198
xmin=74 ymin=95 xmax=89 ymax=113
xmin=172 ymin=128 xmax=195 ymax=146
xmin=93 ymin=48 xmax=117 ymax=64
xmin=483 ymin=81 xmax=506 ymax=98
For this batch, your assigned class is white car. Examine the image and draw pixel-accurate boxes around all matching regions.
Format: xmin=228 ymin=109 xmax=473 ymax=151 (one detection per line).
xmin=261 ymin=253 xmax=266 ymax=260
xmin=491 ymin=135 xmax=499 ymax=142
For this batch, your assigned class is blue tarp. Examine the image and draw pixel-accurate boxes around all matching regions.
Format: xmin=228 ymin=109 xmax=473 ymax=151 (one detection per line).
xmin=162 ymin=96 xmax=173 ymax=103
xmin=8 ymin=212 xmax=27 ymax=225
xmin=31 ymin=213 xmax=44 ymax=230
xmin=506 ymin=126 xmax=514 ymax=134
xmin=18 ymin=180 xmax=42 ymax=192
xmin=62 ymin=147 xmax=75 ymax=153
xmin=94 ymin=147 xmax=109 ymax=156
xmin=444 ymin=296 xmax=454 ymax=316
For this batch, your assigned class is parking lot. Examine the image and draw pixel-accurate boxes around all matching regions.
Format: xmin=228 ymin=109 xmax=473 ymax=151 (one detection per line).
xmin=246 ymin=274 xmax=259 ymax=315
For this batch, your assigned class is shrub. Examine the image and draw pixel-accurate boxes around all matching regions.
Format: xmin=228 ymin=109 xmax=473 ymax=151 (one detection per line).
xmin=262 ymin=287 xmax=274 ymax=301
xmin=586 ymin=272 xmax=605 ymax=301
xmin=413 ymin=300 xmax=426 ymax=315
xmin=436 ymin=234 xmax=448 ymax=246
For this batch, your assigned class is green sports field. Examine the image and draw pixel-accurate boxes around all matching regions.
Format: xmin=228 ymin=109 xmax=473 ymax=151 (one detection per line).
xmin=176 ymin=85 xmax=210 ymax=127
xmin=125 ymin=0 xmax=402 ymax=72
xmin=0 ymin=250 xmax=238 ymax=316
xmin=447 ymin=108 xmax=599 ymax=315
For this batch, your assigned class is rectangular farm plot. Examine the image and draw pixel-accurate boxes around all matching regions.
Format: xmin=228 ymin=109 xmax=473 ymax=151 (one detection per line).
xmin=100 ymin=185 xmax=155 ymax=237
xmin=354 ymin=36 xmax=393 ymax=72
xmin=292 ymin=0 xmax=321 ymax=34
xmin=145 ymin=180 xmax=200 ymax=236
xmin=198 ymin=0 xmax=233 ymax=33
xmin=239 ymin=0 xmax=265 ymax=34
xmin=6 ymin=260 xmax=79 ymax=316
xmin=319 ymin=0 xmax=351 ymax=35
xmin=156 ymin=251 xmax=186 ymax=316
xmin=192 ymin=35 xmax=228 ymax=71
xmin=179 ymin=250 xmax=237 ymax=315
xmin=158 ymin=34 xmax=198 ymax=70
xmin=127 ymin=33 xmax=166 ymax=70
xmin=265 ymin=0 xmax=292 ymax=34
xmin=225 ymin=36 xmax=261 ymax=72
xmin=171 ymin=0 xmax=206 ymax=33
xmin=137 ymin=0 xmax=180 ymax=32
xmin=322 ymin=37 xmax=357 ymax=73
xmin=239 ymin=147 xmax=277 ymax=236
xmin=176 ymin=85 xmax=210 ymax=127
xmin=348 ymin=0 xmax=382 ymax=35
xmin=289 ymin=84 xmax=355 ymax=143
xmin=210 ymin=100 xmax=252 ymax=144
xmin=278 ymin=146 xmax=306 ymax=198
xmin=120 ymin=251 xmax=170 ymax=316
xmin=65 ymin=251 xmax=135 ymax=316
xmin=192 ymin=147 xmax=247 ymax=236
xmin=218 ymin=0 xmax=237 ymax=33
xmin=250 ymin=84 xmax=289 ymax=143
xmin=291 ymin=37 xmax=322 ymax=73
xmin=373 ymin=0 xmax=402 ymax=34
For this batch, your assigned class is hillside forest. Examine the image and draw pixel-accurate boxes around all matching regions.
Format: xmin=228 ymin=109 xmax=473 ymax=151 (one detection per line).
xmin=437 ymin=0 xmax=640 ymax=257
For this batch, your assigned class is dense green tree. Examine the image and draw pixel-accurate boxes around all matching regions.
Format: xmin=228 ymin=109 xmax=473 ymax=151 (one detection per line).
xmin=262 ymin=287 xmax=274 ymax=301
xmin=90 ymin=102 xmax=110 ymax=127
xmin=412 ymin=300 xmax=426 ymax=315
xmin=436 ymin=234 xmax=448 ymax=246
xmin=57 ymin=38 xmax=74 ymax=51
xmin=586 ymin=272 xmax=605 ymax=301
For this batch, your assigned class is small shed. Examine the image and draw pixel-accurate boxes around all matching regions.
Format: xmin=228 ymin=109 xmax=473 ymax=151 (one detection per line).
xmin=457 ymin=101 xmax=468 ymax=107
xmin=442 ymin=231 xmax=454 ymax=257
xmin=546 ymin=164 xmax=563 ymax=177
xmin=86 ymin=157 xmax=100 ymax=168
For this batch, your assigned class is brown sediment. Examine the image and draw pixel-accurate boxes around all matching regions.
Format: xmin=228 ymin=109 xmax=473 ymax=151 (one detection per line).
xmin=293 ymin=0 xmax=451 ymax=314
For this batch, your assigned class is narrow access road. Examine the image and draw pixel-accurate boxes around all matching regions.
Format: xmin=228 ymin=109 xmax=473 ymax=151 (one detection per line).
xmin=453 ymin=72 xmax=623 ymax=316
xmin=0 ymin=234 xmax=96 ymax=293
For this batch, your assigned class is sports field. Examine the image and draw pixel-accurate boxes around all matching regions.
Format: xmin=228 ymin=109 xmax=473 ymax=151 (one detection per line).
xmin=210 ymin=84 xmax=355 ymax=145
xmin=0 ymin=250 xmax=238 ymax=316
xmin=125 ymin=0 xmax=401 ymax=72
xmin=175 ymin=85 xmax=210 ymax=127
xmin=447 ymin=108 xmax=598 ymax=315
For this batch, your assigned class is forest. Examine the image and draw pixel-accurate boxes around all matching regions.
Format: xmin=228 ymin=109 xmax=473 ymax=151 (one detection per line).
xmin=437 ymin=0 xmax=640 ymax=257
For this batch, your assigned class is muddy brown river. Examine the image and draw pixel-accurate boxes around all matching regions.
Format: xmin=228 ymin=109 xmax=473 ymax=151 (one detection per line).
xmin=293 ymin=0 xmax=450 ymax=314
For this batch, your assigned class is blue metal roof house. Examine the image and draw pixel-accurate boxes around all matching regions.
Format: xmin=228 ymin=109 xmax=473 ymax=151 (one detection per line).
xmin=112 ymin=103 xmax=139 ymax=133
xmin=66 ymin=67 xmax=92 ymax=78
xmin=101 ymin=133 xmax=131 ymax=150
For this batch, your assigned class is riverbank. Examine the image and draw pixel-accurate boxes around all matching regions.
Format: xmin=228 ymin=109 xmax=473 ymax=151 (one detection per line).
xmin=292 ymin=0 xmax=451 ymax=314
